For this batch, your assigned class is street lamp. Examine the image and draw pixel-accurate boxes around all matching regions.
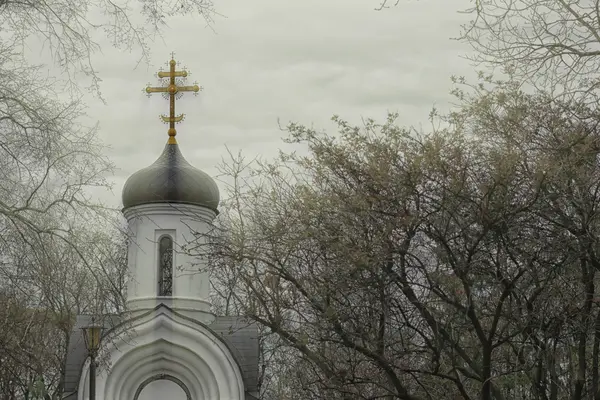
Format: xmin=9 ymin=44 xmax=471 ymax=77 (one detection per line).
xmin=81 ymin=319 xmax=104 ymax=400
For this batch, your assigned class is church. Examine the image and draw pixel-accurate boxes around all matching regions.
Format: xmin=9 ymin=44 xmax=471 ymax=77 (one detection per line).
xmin=61 ymin=57 xmax=260 ymax=400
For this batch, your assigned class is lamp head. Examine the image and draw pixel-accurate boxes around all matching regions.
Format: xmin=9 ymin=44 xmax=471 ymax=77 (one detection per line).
xmin=81 ymin=321 xmax=104 ymax=353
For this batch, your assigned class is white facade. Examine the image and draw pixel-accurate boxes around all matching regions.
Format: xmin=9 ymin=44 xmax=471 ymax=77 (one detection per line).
xmin=76 ymin=202 xmax=247 ymax=400
xmin=77 ymin=307 xmax=245 ymax=400
xmin=123 ymin=203 xmax=216 ymax=323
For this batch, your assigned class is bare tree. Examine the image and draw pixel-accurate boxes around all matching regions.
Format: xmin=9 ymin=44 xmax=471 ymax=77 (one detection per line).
xmin=457 ymin=0 xmax=600 ymax=99
xmin=0 ymin=0 xmax=217 ymax=395
xmin=0 ymin=0 xmax=216 ymax=98
xmin=0 ymin=54 xmax=128 ymax=391
xmin=0 ymin=290 xmax=61 ymax=400
xmin=0 ymin=222 xmax=128 ymax=399
xmin=196 ymin=75 xmax=600 ymax=399
xmin=0 ymin=44 xmax=131 ymax=397
xmin=379 ymin=0 xmax=600 ymax=103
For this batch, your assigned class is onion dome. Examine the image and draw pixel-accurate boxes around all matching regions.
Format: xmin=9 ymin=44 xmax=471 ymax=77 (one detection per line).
xmin=122 ymin=142 xmax=219 ymax=212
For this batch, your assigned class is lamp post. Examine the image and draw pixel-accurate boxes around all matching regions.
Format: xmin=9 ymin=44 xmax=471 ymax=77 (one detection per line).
xmin=81 ymin=320 xmax=103 ymax=400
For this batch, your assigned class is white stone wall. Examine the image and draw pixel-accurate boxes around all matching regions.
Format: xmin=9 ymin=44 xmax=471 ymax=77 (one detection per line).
xmin=77 ymin=308 xmax=245 ymax=400
xmin=123 ymin=203 xmax=216 ymax=322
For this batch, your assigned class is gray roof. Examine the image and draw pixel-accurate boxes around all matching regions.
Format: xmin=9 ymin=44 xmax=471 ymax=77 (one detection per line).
xmin=121 ymin=142 xmax=220 ymax=212
xmin=63 ymin=314 xmax=122 ymax=400
xmin=62 ymin=306 xmax=259 ymax=399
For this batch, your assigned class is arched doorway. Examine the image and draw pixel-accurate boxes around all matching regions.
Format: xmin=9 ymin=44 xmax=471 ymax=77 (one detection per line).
xmin=133 ymin=374 xmax=192 ymax=400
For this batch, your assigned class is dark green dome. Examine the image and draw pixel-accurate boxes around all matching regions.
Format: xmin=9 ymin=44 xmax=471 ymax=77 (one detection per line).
xmin=122 ymin=143 xmax=219 ymax=212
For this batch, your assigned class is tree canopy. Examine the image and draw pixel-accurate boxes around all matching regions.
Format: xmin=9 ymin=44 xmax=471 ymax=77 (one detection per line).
xmin=201 ymin=76 xmax=600 ymax=399
xmin=383 ymin=0 xmax=600 ymax=103
xmin=0 ymin=0 xmax=215 ymax=395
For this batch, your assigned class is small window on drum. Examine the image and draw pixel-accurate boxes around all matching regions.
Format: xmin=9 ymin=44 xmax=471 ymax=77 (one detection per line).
xmin=158 ymin=235 xmax=173 ymax=296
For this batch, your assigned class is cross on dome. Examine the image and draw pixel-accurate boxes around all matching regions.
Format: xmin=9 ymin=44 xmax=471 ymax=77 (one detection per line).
xmin=144 ymin=53 xmax=202 ymax=144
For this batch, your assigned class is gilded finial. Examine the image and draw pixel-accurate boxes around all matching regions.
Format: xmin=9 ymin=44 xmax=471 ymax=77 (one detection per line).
xmin=144 ymin=52 xmax=202 ymax=144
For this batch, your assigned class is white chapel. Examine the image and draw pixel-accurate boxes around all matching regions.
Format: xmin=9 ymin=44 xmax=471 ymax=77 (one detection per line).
xmin=61 ymin=57 xmax=259 ymax=400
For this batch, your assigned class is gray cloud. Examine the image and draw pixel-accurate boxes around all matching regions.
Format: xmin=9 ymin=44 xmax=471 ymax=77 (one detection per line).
xmin=71 ymin=0 xmax=475 ymax=208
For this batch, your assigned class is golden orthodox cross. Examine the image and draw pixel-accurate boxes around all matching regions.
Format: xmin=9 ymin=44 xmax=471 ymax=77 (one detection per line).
xmin=145 ymin=52 xmax=202 ymax=144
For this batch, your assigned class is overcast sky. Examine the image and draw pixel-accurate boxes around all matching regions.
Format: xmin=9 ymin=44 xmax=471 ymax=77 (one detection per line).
xmin=74 ymin=0 xmax=475 ymax=208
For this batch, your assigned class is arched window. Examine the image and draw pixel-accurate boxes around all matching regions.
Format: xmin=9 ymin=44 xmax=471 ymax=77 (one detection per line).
xmin=158 ymin=235 xmax=173 ymax=296
xmin=134 ymin=374 xmax=191 ymax=400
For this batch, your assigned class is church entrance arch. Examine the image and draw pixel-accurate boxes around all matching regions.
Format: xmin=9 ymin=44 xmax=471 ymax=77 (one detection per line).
xmin=133 ymin=374 xmax=192 ymax=400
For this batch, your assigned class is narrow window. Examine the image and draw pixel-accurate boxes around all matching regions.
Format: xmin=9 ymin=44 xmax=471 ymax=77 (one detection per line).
xmin=158 ymin=236 xmax=173 ymax=296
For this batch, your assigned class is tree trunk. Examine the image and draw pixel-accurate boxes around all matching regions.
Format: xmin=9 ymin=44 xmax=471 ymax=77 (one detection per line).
xmin=481 ymin=344 xmax=492 ymax=400
xmin=593 ymin=310 xmax=600 ymax=399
